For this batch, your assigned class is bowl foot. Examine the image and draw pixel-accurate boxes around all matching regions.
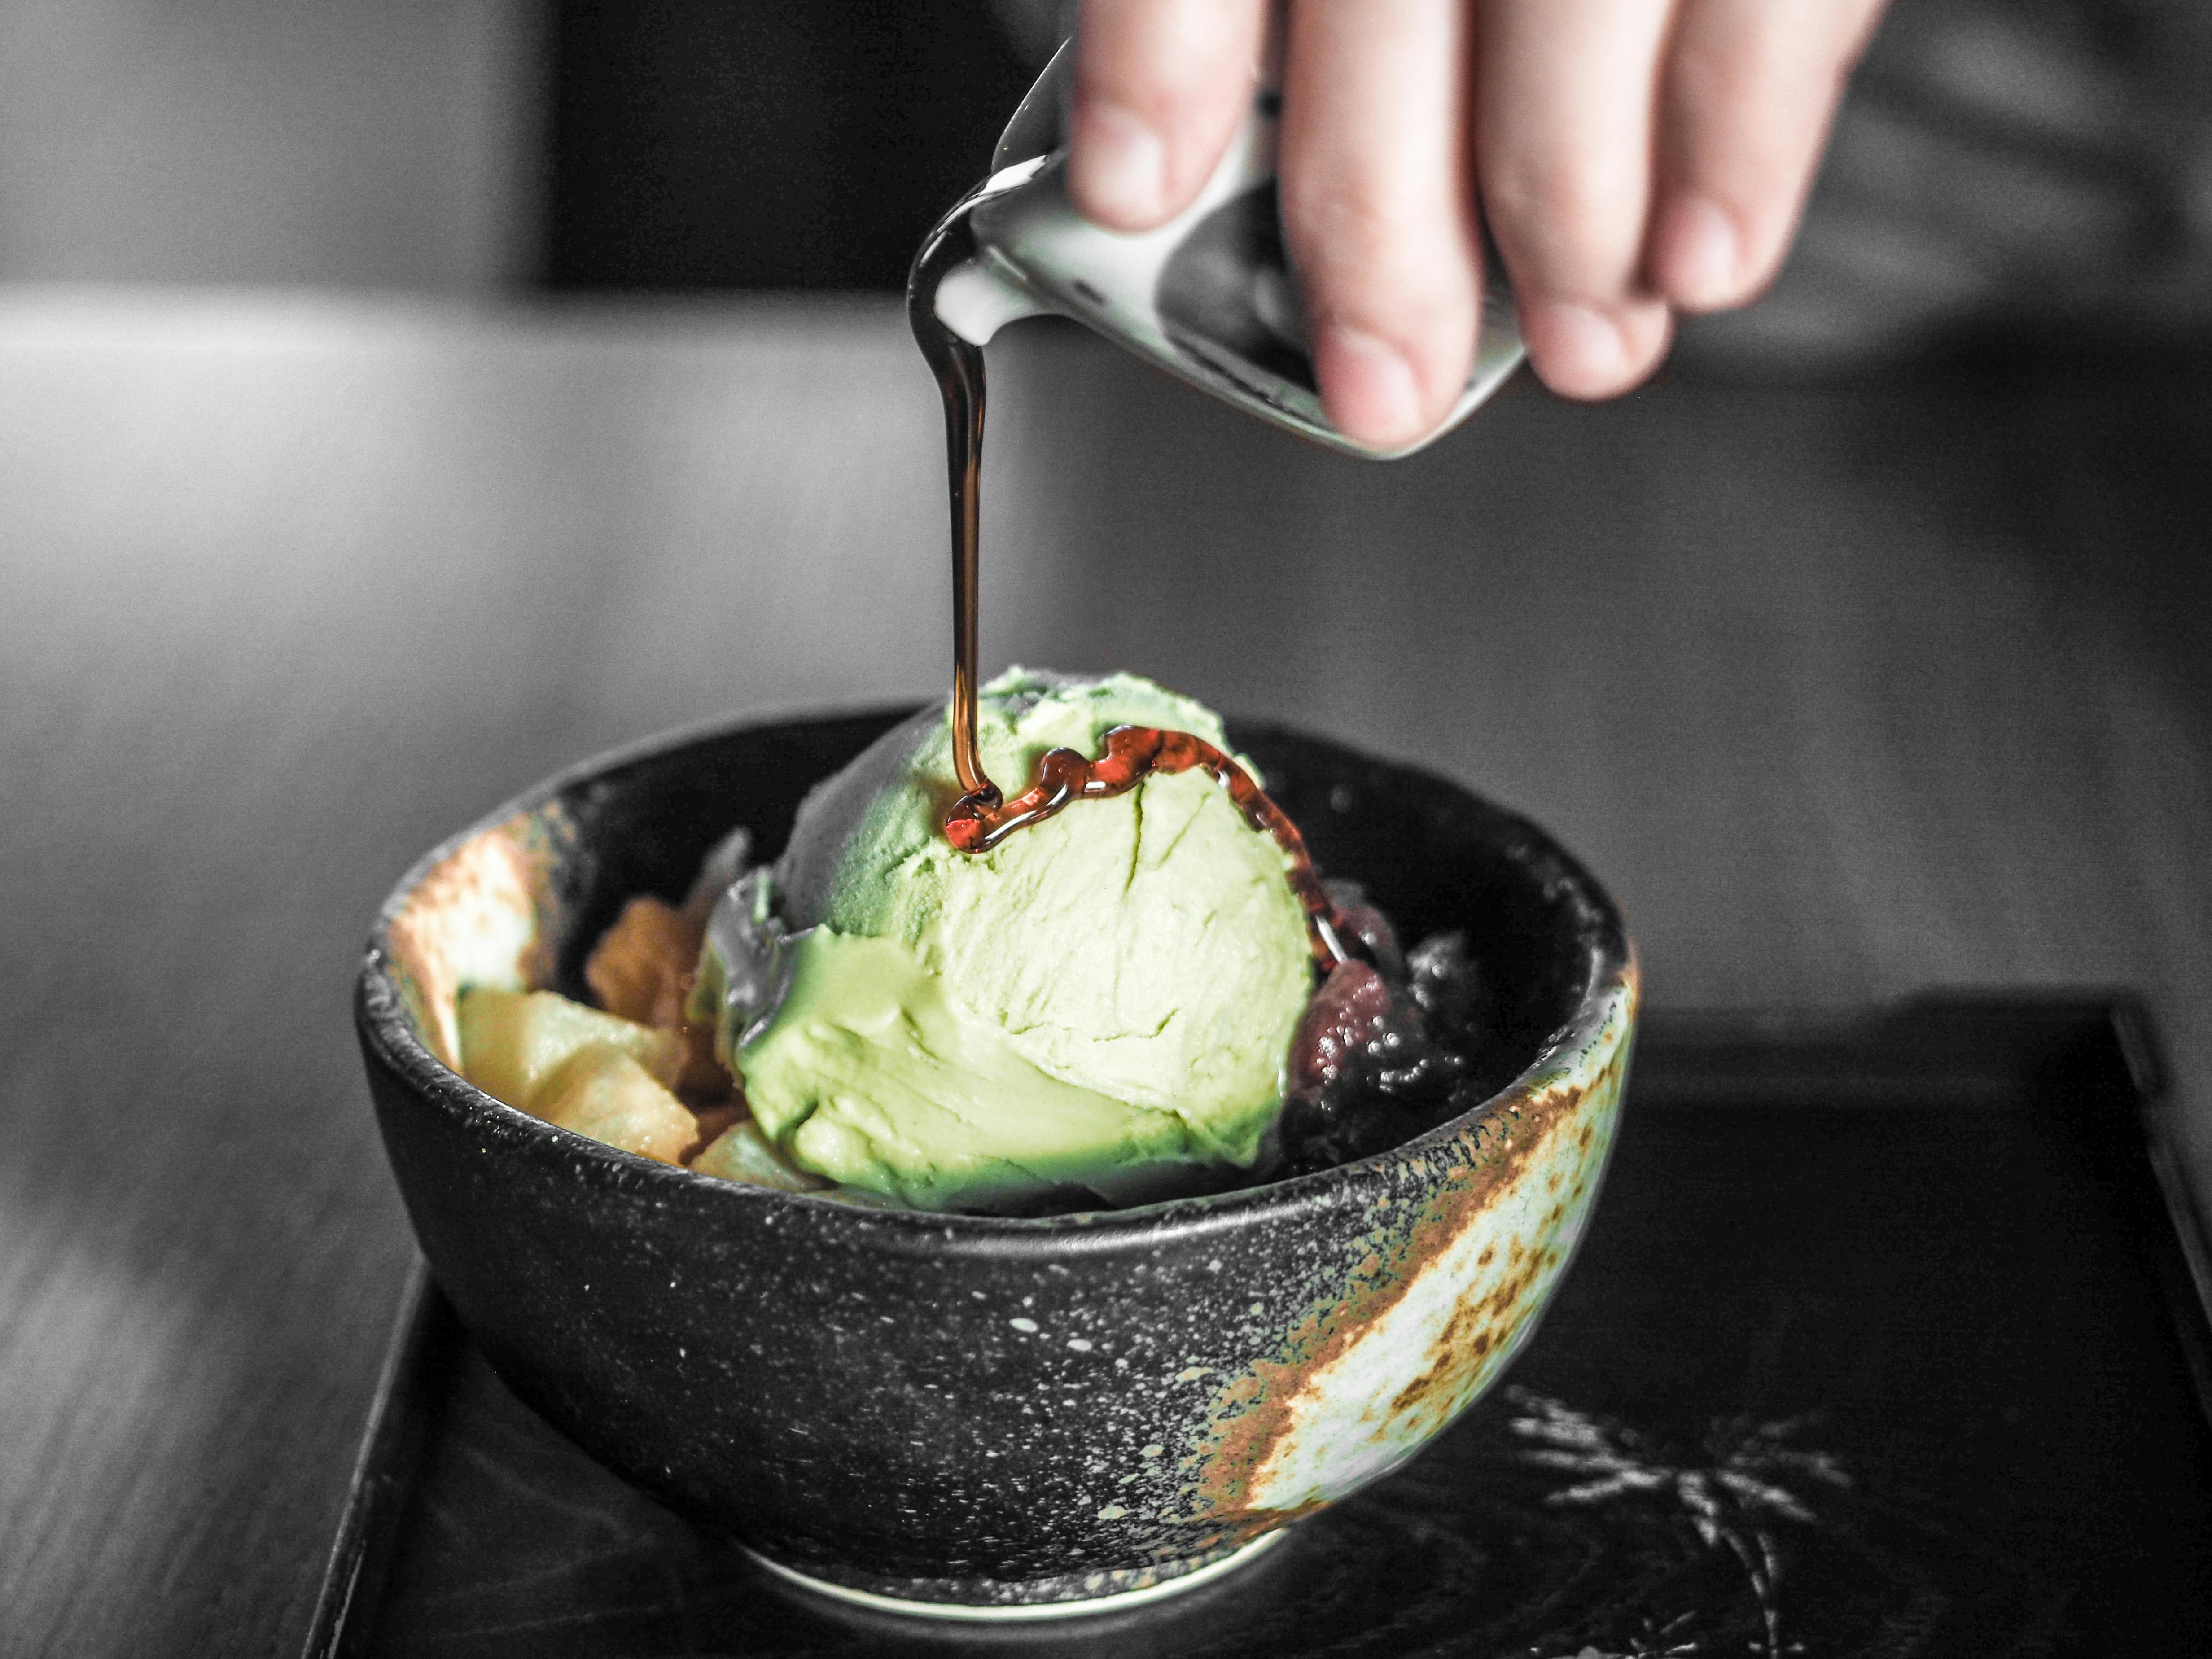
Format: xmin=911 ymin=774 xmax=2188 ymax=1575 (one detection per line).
xmin=743 ymin=1528 xmax=1285 ymax=1622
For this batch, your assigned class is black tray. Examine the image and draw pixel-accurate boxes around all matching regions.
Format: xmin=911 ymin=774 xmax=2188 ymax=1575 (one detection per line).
xmin=307 ymin=995 xmax=2212 ymax=1658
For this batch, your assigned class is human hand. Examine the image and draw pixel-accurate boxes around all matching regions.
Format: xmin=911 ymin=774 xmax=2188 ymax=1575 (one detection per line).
xmin=1065 ymin=0 xmax=1891 ymax=444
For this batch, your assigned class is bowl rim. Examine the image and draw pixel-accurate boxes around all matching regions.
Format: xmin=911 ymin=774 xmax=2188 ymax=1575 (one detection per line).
xmin=358 ymin=703 xmax=1636 ymax=1252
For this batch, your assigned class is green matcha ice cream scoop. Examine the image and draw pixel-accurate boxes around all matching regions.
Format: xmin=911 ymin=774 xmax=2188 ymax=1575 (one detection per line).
xmin=694 ymin=669 xmax=1316 ymax=1213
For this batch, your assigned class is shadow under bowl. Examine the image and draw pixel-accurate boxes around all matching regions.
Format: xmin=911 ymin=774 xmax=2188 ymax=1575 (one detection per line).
xmin=355 ymin=710 xmax=1637 ymax=1614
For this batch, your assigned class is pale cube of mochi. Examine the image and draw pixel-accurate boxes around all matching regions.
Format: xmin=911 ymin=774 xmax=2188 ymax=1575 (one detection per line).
xmin=692 ymin=1120 xmax=829 ymax=1192
xmin=532 ymin=1045 xmax=696 ymax=1165
xmin=457 ymin=987 xmax=685 ymax=1114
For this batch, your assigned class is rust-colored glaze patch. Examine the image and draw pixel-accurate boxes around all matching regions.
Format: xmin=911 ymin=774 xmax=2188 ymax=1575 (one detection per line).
xmin=1185 ymin=967 xmax=1637 ymax=1527
xmin=1385 ymin=1243 xmax=1546 ymax=1422
xmin=382 ymin=807 xmax=572 ymax=1068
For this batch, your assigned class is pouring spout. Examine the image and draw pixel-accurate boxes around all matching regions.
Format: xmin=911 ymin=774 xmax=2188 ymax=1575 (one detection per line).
xmin=933 ymin=252 xmax=1051 ymax=347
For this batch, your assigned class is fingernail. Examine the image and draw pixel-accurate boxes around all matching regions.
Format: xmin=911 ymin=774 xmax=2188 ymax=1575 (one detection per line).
xmin=1318 ymin=325 xmax=1425 ymax=445
xmin=1069 ymin=99 xmax=1167 ymax=227
xmin=1658 ymin=196 xmax=1740 ymax=310
xmin=1525 ymin=301 xmax=1631 ymax=396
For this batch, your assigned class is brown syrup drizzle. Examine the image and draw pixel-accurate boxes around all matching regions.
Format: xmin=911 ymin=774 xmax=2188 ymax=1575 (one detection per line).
xmin=944 ymin=725 xmax=1350 ymax=966
xmin=907 ymin=193 xmax=994 ymax=803
xmin=908 ymin=193 xmax=1349 ymax=967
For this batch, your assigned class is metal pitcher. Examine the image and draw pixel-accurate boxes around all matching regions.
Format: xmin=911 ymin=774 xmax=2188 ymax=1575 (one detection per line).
xmin=911 ymin=40 xmax=1524 ymax=460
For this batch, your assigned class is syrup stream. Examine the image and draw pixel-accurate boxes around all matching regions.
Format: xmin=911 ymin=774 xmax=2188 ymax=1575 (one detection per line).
xmin=907 ymin=196 xmax=996 ymax=806
xmin=907 ymin=196 xmax=1348 ymax=965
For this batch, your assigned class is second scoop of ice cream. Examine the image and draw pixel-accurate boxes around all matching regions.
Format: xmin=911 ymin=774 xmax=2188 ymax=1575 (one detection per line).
xmin=698 ymin=669 xmax=1315 ymax=1212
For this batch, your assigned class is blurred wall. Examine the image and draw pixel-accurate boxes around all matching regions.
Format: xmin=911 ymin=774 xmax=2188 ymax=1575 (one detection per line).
xmin=1695 ymin=0 xmax=2212 ymax=366
xmin=0 ymin=0 xmax=539 ymax=289
xmin=0 ymin=0 xmax=2205 ymax=360
xmin=544 ymin=1 xmax=1033 ymax=289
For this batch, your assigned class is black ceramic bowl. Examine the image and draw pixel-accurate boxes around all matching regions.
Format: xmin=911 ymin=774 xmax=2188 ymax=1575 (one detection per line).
xmin=357 ymin=711 xmax=1637 ymax=1616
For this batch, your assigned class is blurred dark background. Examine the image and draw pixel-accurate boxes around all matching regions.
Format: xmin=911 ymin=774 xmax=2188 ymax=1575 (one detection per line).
xmin=543 ymin=1 xmax=1037 ymax=290
xmin=535 ymin=0 xmax=2212 ymax=367
xmin=3 ymin=0 xmax=2208 ymax=364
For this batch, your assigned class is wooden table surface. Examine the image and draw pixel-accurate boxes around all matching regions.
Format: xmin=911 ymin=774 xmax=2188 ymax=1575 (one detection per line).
xmin=2 ymin=292 xmax=2206 ymax=1656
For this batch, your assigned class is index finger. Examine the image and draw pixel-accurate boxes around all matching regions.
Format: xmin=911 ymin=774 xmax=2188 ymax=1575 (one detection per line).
xmin=1068 ymin=0 xmax=1270 ymax=231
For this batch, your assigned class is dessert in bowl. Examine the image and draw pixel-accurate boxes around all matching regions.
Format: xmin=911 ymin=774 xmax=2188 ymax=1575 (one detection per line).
xmin=355 ymin=693 xmax=1636 ymax=1615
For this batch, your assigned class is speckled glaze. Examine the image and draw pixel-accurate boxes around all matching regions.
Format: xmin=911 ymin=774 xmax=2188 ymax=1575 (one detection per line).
xmin=357 ymin=711 xmax=1636 ymax=1612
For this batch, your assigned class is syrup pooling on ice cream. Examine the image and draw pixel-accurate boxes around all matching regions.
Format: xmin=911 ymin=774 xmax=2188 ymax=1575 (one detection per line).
xmin=943 ymin=724 xmax=1352 ymax=967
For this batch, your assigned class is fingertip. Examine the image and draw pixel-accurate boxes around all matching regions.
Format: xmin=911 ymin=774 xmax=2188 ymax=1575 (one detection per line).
xmin=1520 ymin=298 xmax=1671 ymax=400
xmin=1520 ymin=302 xmax=1628 ymax=398
xmin=1066 ymin=96 xmax=1172 ymax=230
xmin=1069 ymin=0 xmax=1270 ymax=233
xmin=1314 ymin=324 xmax=1432 ymax=447
xmin=1649 ymin=194 xmax=1748 ymax=313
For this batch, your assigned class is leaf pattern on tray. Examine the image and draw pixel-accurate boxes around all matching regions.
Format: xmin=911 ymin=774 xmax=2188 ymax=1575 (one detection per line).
xmin=1507 ymin=1387 xmax=1852 ymax=1658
